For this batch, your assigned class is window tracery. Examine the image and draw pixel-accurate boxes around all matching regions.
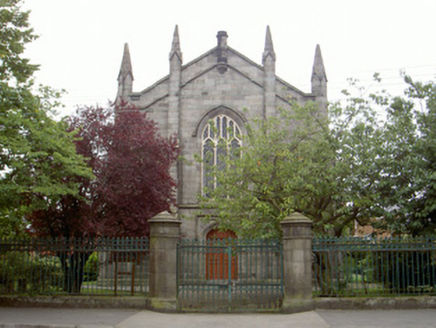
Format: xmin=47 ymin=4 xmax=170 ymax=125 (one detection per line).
xmin=202 ymin=115 xmax=242 ymax=195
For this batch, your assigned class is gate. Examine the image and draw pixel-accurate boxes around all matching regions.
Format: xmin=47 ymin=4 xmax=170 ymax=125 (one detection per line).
xmin=177 ymin=238 xmax=283 ymax=312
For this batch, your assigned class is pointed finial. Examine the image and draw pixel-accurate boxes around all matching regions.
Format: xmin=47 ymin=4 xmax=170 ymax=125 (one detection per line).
xmin=118 ymin=43 xmax=133 ymax=81
xmin=312 ymin=44 xmax=327 ymax=82
xmin=169 ymin=25 xmax=183 ymax=62
xmin=263 ymin=25 xmax=276 ymax=64
xmin=265 ymin=26 xmax=274 ymax=50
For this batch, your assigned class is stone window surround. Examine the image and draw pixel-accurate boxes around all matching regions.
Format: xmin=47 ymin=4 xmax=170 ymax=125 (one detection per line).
xmin=198 ymin=107 xmax=245 ymax=196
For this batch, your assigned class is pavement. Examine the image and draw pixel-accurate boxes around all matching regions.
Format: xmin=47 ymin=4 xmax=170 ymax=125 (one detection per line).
xmin=1 ymin=308 xmax=436 ymax=328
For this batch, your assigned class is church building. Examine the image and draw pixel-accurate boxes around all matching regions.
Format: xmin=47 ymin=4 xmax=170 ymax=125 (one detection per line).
xmin=115 ymin=26 xmax=327 ymax=239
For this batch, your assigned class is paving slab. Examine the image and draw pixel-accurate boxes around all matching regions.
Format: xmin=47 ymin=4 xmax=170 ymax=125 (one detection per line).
xmin=1 ymin=307 xmax=436 ymax=328
xmin=316 ymin=309 xmax=436 ymax=328
xmin=0 ymin=308 xmax=139 ymax=327
xmin=116 ymin=310 xmax=329 ymax=328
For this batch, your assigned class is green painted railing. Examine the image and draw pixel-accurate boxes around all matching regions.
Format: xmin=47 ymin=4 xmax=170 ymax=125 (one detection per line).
xmin=313 ymin=236 xmax=436 ymax=297
xmin=0 ymin=237 xmax=149 ymax=296
xmin=177 ymin=238 xmax=283 ymax=312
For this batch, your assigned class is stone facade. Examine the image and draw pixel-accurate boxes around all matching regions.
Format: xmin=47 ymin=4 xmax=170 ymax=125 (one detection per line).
xmin=115 ymin=26 xmax=327 ymax=239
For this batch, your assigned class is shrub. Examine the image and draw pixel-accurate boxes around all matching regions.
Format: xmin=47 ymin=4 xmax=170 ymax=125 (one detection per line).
xmin=83 ymin=252 xmax=99 ymax=282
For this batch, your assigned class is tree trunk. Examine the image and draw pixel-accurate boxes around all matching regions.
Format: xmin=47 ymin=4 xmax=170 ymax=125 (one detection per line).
xmin=57 ymin=251 xmax=91 ymax=294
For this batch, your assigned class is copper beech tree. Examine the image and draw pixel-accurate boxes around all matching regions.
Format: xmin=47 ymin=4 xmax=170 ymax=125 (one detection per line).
xmin=28 ymin=105 xmax=179 ymax=239
xmin=27 ymin=105 xmax=178 ymax=293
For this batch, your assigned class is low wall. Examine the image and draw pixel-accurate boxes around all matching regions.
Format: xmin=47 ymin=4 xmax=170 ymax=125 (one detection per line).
xmin=2 ymin=295 xmax=436 ymax=311
xmin=0 ymin=295 xmax=147 ymax=309
xmin=315 ymin=296 xmax=436 ymax=310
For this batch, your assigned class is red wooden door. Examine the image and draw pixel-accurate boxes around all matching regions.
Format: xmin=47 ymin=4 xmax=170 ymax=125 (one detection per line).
xmin=206 ymin=229 xmax=237 ymax=280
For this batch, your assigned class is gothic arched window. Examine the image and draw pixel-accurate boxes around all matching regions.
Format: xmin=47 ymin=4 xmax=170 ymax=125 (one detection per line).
xmin=202 ymin=115 xmax=242 ymax=195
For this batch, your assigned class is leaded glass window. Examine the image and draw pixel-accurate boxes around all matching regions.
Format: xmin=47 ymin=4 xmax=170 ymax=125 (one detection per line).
xmin=202 ymin=115 xmax=242 ymax=195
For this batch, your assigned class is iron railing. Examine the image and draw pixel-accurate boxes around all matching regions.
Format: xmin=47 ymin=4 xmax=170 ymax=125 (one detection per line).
xmin=313 ymin=236 xmax=436 ymax=297
xmin=3 ymin=235 xmax=435 ymax=301
xmin=177 ymin=238 xmax=283 ymax=312
xmin=0 ymin=237 xmax=149 ymax=296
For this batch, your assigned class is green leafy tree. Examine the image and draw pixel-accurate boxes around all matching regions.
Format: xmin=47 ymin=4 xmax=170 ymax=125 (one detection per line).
xmin=373 ymin=76 xmax=436 ymax=236
xmin=200 ymin=99 xmax=384 ymax=239
xmin=200 ymin=75 xmax=436 ymax=238
xmin=0 ymin=0 xmax=92 ymax=236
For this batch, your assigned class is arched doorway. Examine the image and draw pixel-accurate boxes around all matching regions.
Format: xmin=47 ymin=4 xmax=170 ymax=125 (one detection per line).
xmin=206 ymin=229 xmax=237 ymax=280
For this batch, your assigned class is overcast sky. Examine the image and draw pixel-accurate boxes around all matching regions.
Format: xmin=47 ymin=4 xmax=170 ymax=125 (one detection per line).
xmin=21 ymin=0 xmax=436 ymax=117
